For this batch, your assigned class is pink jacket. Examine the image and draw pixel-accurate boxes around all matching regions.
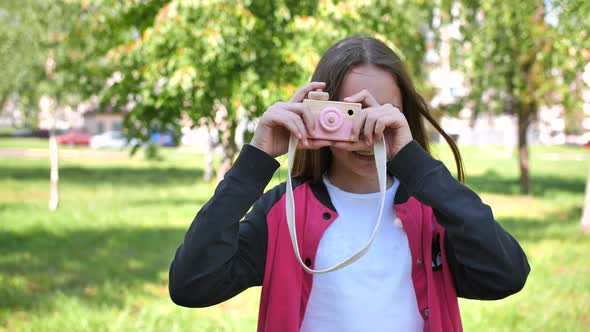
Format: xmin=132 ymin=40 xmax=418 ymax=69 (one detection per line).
xmin=259 ymin=182 xmax=461 ymax=332
xmin=169 ymin=142 xmax=530 ymax=332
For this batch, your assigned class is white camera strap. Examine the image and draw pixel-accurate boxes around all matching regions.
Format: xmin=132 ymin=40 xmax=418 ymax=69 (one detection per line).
xmin=286 ymin=136 xmax=387 ymax=274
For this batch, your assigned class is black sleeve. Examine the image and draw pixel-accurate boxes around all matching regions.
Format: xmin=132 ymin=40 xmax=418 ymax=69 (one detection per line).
xmin=168 ymin=144 xmax=280 ymax=307
xmin=389 ymin=141 xmax=530 ymax=300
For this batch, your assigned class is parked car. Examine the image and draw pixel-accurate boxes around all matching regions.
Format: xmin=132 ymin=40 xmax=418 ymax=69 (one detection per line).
xmin=56 ymin=130 xmax=91 ymax=146
xmin=12 ymin=128 xmax=33 ymax=137
xmin=149 ymin=131 xmax=177 ymax=147
xmin=90 ymin=131 xmax=137 ymax=149
xmin=12 ymin=128 xmax=59 ymax=138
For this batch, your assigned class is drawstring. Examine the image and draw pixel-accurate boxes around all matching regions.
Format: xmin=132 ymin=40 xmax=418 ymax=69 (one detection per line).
xmin=286 ymin=136 xmax=387 ymax=274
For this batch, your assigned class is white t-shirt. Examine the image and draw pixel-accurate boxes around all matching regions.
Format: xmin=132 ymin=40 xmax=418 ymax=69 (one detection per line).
xmin=299 ymin=176 xmax=423 ymax=332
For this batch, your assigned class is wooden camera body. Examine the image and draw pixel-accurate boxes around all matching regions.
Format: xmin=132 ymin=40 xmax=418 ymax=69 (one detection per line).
xmin=302 ymin=90 xmax=362 ymax=142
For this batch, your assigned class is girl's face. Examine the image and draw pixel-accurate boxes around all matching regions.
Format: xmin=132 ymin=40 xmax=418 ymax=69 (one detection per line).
xmin=329 ymin=64 xmax=403 ymax=178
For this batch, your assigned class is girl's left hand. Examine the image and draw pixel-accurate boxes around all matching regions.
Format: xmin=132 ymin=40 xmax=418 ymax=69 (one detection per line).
xmin=333 ymin=89 xmax=414 ymax=159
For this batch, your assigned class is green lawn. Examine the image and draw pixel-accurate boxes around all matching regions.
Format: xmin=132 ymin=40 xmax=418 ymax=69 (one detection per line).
xmin=1 ymin=138 xmax=589 ymax=331
xmin=0 ymin=137 xmax=54 ymax=149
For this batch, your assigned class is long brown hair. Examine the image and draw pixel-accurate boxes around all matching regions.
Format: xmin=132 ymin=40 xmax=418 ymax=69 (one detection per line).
xmin=291 ymin=35 xmax=464 ymax=183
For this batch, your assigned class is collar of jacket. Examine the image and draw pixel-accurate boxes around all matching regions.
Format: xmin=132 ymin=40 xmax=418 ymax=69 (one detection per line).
xmin=306 ymin=169 xmax=411 ymax=210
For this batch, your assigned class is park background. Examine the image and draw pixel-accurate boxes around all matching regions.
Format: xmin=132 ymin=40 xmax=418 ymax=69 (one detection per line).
xmin=1 ymin=0 xmax=590 ymax=331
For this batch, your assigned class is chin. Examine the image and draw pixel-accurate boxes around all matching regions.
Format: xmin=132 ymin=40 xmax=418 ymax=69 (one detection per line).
xmin=331 ymin=149 xmax=378 ymax=178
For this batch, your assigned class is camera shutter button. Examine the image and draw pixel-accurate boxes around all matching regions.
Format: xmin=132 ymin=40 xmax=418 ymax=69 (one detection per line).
xmin=308 ymin=90 xmax=329 ymax=101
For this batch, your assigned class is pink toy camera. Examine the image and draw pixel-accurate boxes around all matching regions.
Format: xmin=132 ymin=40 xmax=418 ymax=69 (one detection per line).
xmin=303 ymin=90 xmax=362 ymax=142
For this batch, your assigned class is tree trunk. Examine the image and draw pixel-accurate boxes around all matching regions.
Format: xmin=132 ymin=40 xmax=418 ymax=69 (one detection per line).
xmin=216 ymin=147 xmax=235 ymax=184
xmin=517 ymin=108 xmax=531 ymax=194
xmin=203 ymin=119 xmax=216 ymax=182
xmin=504 ymin=95 xmax=516 ymax=158
xmin=0 ymin=95 xmax=7 ymax=125
xmin=582 ymin=166 xmax=590 ymax=233
xmin=44 ymin=50 xmax=59 ymax=211
xmin=214 ymin=103 xmax=237 ymax=183
xmin=48 ymin=124 xmax=59 ymax=211
xmin=41 ymin=95 xmax=59 ymax=211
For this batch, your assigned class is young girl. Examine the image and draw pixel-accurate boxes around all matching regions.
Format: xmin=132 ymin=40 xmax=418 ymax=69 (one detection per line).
xmin=168 ymin=36 xmax=530 ymax=332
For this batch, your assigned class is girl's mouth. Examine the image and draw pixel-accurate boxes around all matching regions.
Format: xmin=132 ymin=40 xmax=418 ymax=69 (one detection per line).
xmin=353 ymin=150 xmax=374 ymax=161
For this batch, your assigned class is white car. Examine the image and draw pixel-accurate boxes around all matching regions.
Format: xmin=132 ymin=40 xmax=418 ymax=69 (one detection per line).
xmin=90 ymin=131 xmax=137 ymax=149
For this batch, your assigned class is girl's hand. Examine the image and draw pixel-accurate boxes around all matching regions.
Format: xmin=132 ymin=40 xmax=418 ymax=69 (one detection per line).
xmin=334 ymin=89 xmax=413 ymax=159
xmin=250 ymin=82 xmax=333 ymax=158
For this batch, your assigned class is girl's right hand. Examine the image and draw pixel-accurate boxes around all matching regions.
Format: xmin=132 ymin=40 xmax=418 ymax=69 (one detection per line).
xmin=250 ymin=82 xmax=332 ymax=158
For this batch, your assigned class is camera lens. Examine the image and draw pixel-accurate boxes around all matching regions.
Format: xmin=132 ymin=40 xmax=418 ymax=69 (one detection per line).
xmin=319 ymin=107 xmax=344 ymax=131
xmin=348 ymin=109 xmax=354 ymax=116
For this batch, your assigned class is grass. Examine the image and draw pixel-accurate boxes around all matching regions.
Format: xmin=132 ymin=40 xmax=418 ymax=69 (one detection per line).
xmin=1 ymin=138 xmax=589 ymax=331
xmin=0 ymin=137 xmax=53 ymax=149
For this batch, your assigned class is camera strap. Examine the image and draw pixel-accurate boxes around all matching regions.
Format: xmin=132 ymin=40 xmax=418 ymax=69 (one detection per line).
xmin=286 ymin=136 xmax=387 ymax=274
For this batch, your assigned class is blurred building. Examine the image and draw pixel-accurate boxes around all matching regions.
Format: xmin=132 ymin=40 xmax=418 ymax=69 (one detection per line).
xmin=426 ymin=17 xmax=468 ymax=109
xmin=427 ymin=5 xmax=590 ymax=146
xmin=36 ymin=97 xmax=126 ymax=135
xmin=37 ymin=96 xmax=86 ymax=131
xmin=0 ymin=95 xmax=21 ymax=128
xmin=82 ymin=105 xmax=124 ymax=135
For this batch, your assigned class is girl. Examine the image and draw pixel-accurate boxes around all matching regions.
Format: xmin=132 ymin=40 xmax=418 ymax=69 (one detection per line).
xmin=168 ymin=36 xmax=530 ymax=332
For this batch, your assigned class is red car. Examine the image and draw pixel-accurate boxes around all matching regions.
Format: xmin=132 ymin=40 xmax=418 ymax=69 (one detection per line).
xmin=56 ymin=130 xmax=91 ymax=146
